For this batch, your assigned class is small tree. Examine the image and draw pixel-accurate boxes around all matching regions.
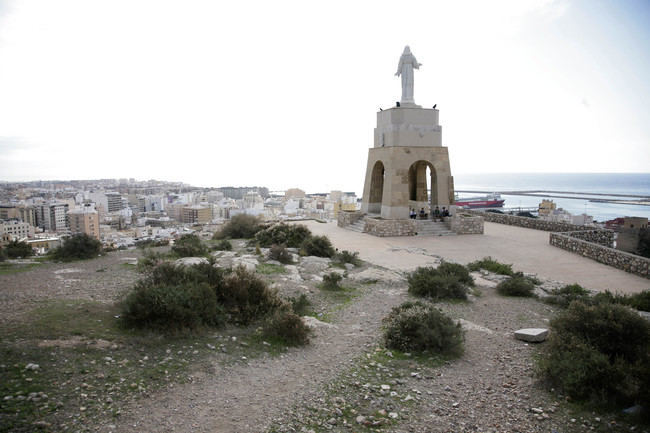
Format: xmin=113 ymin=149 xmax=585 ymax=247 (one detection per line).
xmin=172 ymin=234 xmax=207 ymax=257
xmin=638 ymin=228 xmax=650 ymax=258
xmin=214 ymin=214 xmax=262 ymax=239
xmin=301 ymin=235 xmax=335 ymax=258
xmin=5 ymin=240 xmax=33 ymax=258
xmin=50 ymin=233 xmax=101 ymax=261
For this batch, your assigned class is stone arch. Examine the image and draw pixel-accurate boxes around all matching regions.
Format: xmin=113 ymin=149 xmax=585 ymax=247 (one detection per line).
xmin=408 ymin=160 xmax=437 ymax=215
xmin=368 ymin=160 xmax=385 ymax=214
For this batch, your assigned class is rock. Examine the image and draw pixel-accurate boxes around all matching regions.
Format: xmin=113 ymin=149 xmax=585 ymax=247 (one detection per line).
xmin=232 ymin=255 xmax=259 ymax=272
xmin=458 ymin=319 xmax=493 ymax=334
xmin=327 ymin=417 xmax=337 ymax=425
xmin=348 ymin=268 xmax=405 ymax=285
xmin=301 ymin=316 xmax=336 ymax=329
xmin=211 ymin=250 xmax=237 ymax=259
xmin=388 ymin=412 xmax=398 ymax=419
xmin=380 ymin=384 xmax=391 ymax=391
xmin=514 ymin=328 xmax=549 ymax=343
xmin=299 ymin=256 xmax=331 ymax=274
xmin=356 ymin=415 xmax=367 ymax=424
xmin=284 ymin=265 xmax=302 ymax=282
xmin=174 ymin=257 xmax=209 ymax=266
xmin=24 ymin=363 xmax=39 ymax=371
xmin=344 ymin=263 xmax=355 ymax=271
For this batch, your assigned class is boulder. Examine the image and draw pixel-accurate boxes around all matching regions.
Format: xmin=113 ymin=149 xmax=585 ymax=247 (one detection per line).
xmin=348 ymin=268 xmax=405 ymax=285
xmin=299 ymin=256 xmax=331 ymax=274
xmin=514 ymin=328 xmax=549 ymax=343
xmin=174 ymin=257 xmax=209 ymax=266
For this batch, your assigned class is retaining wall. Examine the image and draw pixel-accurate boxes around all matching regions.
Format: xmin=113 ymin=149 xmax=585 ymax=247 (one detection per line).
xmin=337 ymin=210 xmax=364 ymax=227
xmin=465 ymin=210 xmax=595 ymax=232
xmin=364 ymin=218 xmax=417 ymax=237
xmin=550 ymin=232 xmax=649 ymax=279
xmin=449 ymin=214 xmax=484 ymax=234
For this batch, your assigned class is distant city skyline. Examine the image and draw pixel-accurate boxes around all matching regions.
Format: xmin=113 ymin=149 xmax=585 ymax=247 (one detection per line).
xmin=1 ymin=0 xmax=649 ymax=194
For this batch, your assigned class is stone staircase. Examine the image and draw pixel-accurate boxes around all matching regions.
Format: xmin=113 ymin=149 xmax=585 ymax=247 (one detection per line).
xmin=416 ymin=220 xmax=456 ymax=236
xmin=346 ymin=219 xmax=366 ymax=233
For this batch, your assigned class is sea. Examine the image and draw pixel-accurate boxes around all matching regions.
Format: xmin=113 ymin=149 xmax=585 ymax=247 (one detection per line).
xmin=453 ymin=173 xmax=650 ymax=222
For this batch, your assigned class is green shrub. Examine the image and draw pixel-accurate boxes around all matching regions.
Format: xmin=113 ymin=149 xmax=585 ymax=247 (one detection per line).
xmin=321 ymin=272 xmax=343 ymax=290
xmin=538 ymin=301 xmax=650 ymax=408
xmin=263 ymin=309 xmax=310 ymax=346
xmin=436 ymin=262 xmax=474 ymax=287
xmin=5 ymin=240 xmax=34 ymax=258
xmin=268 ymin=244 xmax=293 ymax=264
xmin=50 ymin=233 xmax=101 ymax=261
xmin=638 ymin=228 xmax=650 ymax=258
xmin=254 ymin=223 xmax=312 ymax=248
xmin=545 ymin=284 xmax=591 ymax=307
xmin=383 ymin=301 xmax=464 ymax=356
xmin=171 ymin=234 xmax=207 ymax=257
xmin=0 ymin=246 xmax=7 ymax=262
xmin=220 ymin=265 xmax=282 ymax=325
xmin=301 ymin=235 xmax=335 ymax=258
xmin=136 ymin=249 xmax=167 ymax=274
xmin=335 ymin=250 xmax=361 ymax=267
xmin=212 ymin=239 xmax=233 ymax=251
xmin=496 ymin=274 xmax=535 ymax=297
xmin=288 ymin=293 xmax=311 ymax=316
xmin=215 ymin=214 xmax=262 ymax=239
xmin=135 ymin=239 xmax=169 ymax=249
xmin=592 ymin=289 xmax=650 ymax=312
xmin=467 ymin=257 xmax=513 ymax=276
xmin=122 ymin=281 xmax=225 ymax=331
xmin=407 ymin=265 xmax=469 ymax=300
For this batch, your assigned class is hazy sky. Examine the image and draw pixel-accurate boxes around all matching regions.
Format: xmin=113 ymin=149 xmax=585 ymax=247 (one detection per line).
xmin=1 ymin=0 xmax=649 ymax=193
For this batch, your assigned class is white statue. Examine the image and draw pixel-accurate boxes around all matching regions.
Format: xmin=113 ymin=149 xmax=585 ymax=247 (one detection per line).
xmin=395 ymin=46 xmax=421 ymax=105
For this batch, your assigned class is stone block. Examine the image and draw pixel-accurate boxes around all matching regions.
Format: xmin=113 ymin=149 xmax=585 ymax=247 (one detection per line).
xmin=514 ymin=328 xmax=549 ymax=343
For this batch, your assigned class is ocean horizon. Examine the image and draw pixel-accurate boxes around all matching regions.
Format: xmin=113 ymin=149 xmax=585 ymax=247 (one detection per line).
xmin=453 ymin=173 xmax=650 ymax=222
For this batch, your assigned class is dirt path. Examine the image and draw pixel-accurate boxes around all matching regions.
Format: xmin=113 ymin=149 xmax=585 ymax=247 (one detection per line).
xmin=108 ymin=281 xmax=407 ymax=432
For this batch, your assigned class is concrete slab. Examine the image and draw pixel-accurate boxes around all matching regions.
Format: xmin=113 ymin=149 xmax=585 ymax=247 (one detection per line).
xmin=514 ymin=328 xmax=549 ymax=343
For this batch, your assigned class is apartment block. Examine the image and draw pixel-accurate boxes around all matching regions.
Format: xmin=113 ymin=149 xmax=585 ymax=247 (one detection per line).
xmin=0 ymin=220 xmax=35 ymax=241
xmin=182 ymin=205 xmax=211 ymax=224
xmin=68 ymin=207 xmax=100 ymax=239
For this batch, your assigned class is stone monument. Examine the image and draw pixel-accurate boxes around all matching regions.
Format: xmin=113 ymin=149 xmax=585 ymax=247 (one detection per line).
xmin=360 ymin=46 xmax=455 ymax=223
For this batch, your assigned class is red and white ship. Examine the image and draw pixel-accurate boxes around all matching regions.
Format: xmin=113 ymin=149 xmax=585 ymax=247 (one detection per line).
xmin=455 ymin=193 xmax=505 ymax=209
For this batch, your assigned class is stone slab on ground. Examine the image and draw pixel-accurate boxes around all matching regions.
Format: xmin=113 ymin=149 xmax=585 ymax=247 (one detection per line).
xmin=174 ymin=257 xmax=209 ymax=266
xmin=514 ymin=328 xmax=549 ymax=343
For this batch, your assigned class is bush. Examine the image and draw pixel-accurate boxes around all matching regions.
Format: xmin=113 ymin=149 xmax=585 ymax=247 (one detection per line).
xmin=135 ymin=239 xmax=169 ymax=249
xmin=545 ymin=283 xmax=591 ymax=307
xmin=215 ymin=214 xmax=262 ymax=239
xmin=383 ymin=301 xmax=464 ymax=356
xmin=288 ymin=293 xmax=311 ymax=316
xmin=335 ymin=250 xmax=361 ymax=267
xmin=212 ymin=239 xmax=233 ymax=251
xmin=50 ymin=234 xmax=101 ymax=261
xmin=220 ymin=265 xmax=282 ymax=325
xmin=496 ymin=274 xmax=535 ymax=297
xmin=268 ymin=244 xmax=293 ymax=264
xmin=538 ymin=301 xmax=650 ymax=408
xmin=171 ymin=234 xmax=207 ymax=257
xmin=0 ymin=247 xmax=6 ymax=262
xmin=407 ymin=265 xmax=470 ymax=300
xmin=592 ymin=289 xmax=650 ymax=312
xmin=301 ymin=235 xmax=335 ymax=258
xmin=467 ymin=257 xmax=514 ymax=276
xmin=436 ymin=262 xmax=474 ymax=287
xmin=136 ymin=249 xmax=167 ymax=274
xmin=263 ymin=309 xmax=310 ymax=346
xmin=254 ymin=223 xmax=312 ymax=248
xmin=638 ymin=228 xmax=650 ymax=258
xmin=321 ymin=272 xmax=343 ymax=290
xmin=5 ymin=240 xmax=34 ymax=258
xmin=122 ymin=281 xmax=225 ymax=331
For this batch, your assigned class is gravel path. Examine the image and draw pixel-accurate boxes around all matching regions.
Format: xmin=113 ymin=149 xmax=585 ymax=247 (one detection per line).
xmin=107 ymin=280 xmax=407 ymax=433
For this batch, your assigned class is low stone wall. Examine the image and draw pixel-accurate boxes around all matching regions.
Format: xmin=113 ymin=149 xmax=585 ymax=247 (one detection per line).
xmin=564 ymin=229 xmax=615 ymax=248
xmin=364 ymin=217 xmax=416 ymax=237
xmin=465 ymin=210 xmax=595 ymax=233
xmin=449 ymin=214 xmax=484 ymax=234
xmin=337 ymin=210 xmax=364 ymax=227
xmin=550 ymin=232 xmax=649 ymax=279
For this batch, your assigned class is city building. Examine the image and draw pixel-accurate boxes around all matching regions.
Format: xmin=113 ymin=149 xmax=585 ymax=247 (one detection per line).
xmin=36 ymin=202 xmax=69 ymax=233
xmin=182 ymin=205 xmax=212 ymax=224
xmin=538 ymin=199 xmax=557 ymax=216
xmin=0 ymin=220 xmax=35 ymax=241
xmin=68 ymin=206 xmax=100 ymax=239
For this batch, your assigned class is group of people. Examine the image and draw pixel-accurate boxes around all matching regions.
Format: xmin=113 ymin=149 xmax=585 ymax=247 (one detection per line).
xmin=409 ymin=206 xmax=450 ymax=220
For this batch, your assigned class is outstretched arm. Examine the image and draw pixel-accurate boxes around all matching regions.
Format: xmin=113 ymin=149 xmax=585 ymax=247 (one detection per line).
xmin=395 ymin=59 xmax=403 ymax=76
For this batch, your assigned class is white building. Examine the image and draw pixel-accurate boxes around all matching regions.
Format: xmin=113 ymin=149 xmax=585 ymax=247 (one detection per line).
xmin=0 ymin=220 xmax=35 ymax=241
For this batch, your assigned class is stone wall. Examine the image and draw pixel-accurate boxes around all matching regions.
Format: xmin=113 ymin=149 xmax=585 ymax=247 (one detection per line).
xmin=465 ymin=210 xmax=595 ymax=233
xmin=550 ymin=232 xmax=650 ymax=279
xmin=564 ymin=229 xmax=615 ymax=248
xmin=364 ymin=217 xmax=416 ymax=237
xmin=449 ymin=214 xmax=484 ymax=234
xmin=337 ymin=210 xmax=364 ymax=227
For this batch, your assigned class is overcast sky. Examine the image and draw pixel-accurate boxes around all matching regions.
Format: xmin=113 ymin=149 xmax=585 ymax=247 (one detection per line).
xmin=0 ymin=0 xmax=649 ymax=193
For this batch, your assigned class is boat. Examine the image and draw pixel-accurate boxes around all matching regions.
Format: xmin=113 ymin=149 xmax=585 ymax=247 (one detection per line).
xmin=454 ymin=193 xmax=505 ymax=209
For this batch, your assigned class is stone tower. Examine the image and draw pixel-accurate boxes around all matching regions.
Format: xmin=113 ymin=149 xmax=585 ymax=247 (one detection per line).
xmin=360 ymin=47 xmax=454 ymax=219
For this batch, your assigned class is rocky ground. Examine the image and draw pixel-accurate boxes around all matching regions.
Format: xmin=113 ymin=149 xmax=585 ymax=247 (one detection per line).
xmin=0 ymin=242 xmax=646 ymax=433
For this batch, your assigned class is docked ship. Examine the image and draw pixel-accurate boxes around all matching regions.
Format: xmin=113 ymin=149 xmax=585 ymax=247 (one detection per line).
xmin=455 ymin=193 xmax=505 ymax=209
